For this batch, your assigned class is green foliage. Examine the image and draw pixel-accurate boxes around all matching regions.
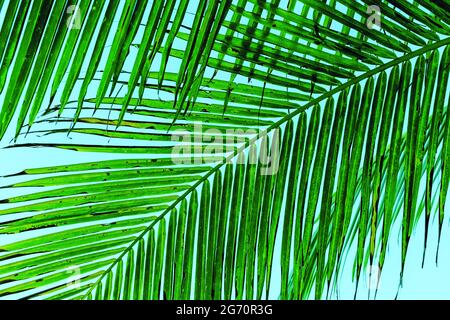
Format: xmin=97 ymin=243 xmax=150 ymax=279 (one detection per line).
xmin=0 ymin=0 xmax=449 ymax=300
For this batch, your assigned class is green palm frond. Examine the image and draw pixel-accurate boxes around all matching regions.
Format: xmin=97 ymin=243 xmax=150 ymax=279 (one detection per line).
xmin=0 ymin=0 xmax=449 ymax=300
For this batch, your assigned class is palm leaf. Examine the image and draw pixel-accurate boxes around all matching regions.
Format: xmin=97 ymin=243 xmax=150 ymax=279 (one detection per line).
xmin=0 ymin=0 xmax=449 ymax=300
